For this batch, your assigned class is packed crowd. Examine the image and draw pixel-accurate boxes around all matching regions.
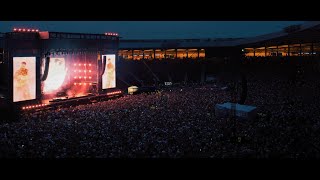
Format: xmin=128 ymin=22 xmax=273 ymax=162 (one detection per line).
xmin=0 ymin=78 xmax=320 ymax=158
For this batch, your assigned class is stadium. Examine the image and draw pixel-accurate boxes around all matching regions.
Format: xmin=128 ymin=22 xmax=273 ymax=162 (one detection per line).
xmin=0 ymin=21 xmax=320 ymax=158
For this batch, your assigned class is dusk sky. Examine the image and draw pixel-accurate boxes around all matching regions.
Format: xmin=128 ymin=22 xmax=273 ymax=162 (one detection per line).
xmin=0 ymin=21 xmax=304 ymax=39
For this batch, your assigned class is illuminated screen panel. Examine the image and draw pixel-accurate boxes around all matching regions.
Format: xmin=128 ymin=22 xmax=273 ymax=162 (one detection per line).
xmin=13 ymin=57 xmax=36 ymax=102
xmin=43 ymin=57 xmax=67 ymax=93
xmin=102 ymin=54 xmax=116 ymax=89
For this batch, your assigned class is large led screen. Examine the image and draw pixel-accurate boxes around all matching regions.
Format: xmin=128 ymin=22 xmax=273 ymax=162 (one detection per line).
xmin=102 ymin=54 xmax=116 ymax=89
xmin=43 ymin=57 xmax=67 ymax=93
xmin=13 ymin=57 xmax=36 ymax=102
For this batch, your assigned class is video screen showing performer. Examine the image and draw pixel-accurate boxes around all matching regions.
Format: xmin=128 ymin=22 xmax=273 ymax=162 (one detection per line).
xmin=102 ymin=54 xmax=116 ymax=89
xmin=42 ymin=57 xmax=67 ymax=93
xmin=13 ymin=57 xmax=36 ymax=102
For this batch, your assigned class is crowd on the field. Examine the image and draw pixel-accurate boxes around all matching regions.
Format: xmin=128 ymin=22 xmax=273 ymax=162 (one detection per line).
xmin=1 ymin=77 xmax=320 ymax=158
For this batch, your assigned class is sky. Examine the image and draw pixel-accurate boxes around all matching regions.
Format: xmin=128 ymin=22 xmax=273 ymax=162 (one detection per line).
xmin=0 ymin=21 xmax=304 ymax=40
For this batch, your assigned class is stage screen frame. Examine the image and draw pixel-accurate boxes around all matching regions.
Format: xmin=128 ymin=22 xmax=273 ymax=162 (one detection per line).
xmin=13 ymin=56 xmax=36 ymax=102
xmin=102 ymin=54 xmax=116 ymax=89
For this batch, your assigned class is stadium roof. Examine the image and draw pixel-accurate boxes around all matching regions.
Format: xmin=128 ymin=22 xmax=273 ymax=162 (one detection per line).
xmin=119 ymin=21 xmax=320 ymax=49
xmin=237 ymin=21 xmax=320 ymax=47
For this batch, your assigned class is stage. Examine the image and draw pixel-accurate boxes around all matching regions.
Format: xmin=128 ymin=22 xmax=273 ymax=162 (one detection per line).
xmin=22 ymin=90 xmax=123 ymax=111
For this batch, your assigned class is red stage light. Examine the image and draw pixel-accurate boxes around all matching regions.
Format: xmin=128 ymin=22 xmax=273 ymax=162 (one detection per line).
xmin=18 ymin=29 xmax=21 ymax=31
xmin=89 ymin=70 xmax=91 ymax=73
xmin=23 ymin=29 xmax=26 ymax=32
xmin=84 ymin=76 xmax=87 ymax=79
xmin=74 ymin=76 xmax=77 ymax=79
xmin=32 ymin=29 xmax=35 ymax=32
xmin=22 ymin=107 xmax=25 ymax=110
xmin=13 ymin=28 xmax=17 ymax=31
xmin=84 ymin=70 xmax=86 ymax=73
xmin=89 ymin=76 xmax=92 ymax=79
xmin=79 ymin=76 xmax=82 ymax=79
xmin=79 ymin=70 xmax=82 ymax=72
xmin=84 ymin=64 xmax=87 ymax=66
xmin=107 ymin=90 xmax=121 ymax=96
xmin=74 ymin=63 xmax=76 ymax=66
xmin=74 ymin=83 xmax=77 ymax=85
xmin=89 ymin=64 xmax=91 ymax=66
xmin=79 ymin=83 xmax=82 ymax=85
xmin=27 ymin=29 xmax=31 ymax=32
xmin=89 ymin=83 xmax=92 ymax=85
xmin=84 ymin=83 xmax=87 ymax=85
xmin=79 ymin=64 xmax=81 ymax=66
xmin=36 ymin=29 xmax=39 ymax=32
